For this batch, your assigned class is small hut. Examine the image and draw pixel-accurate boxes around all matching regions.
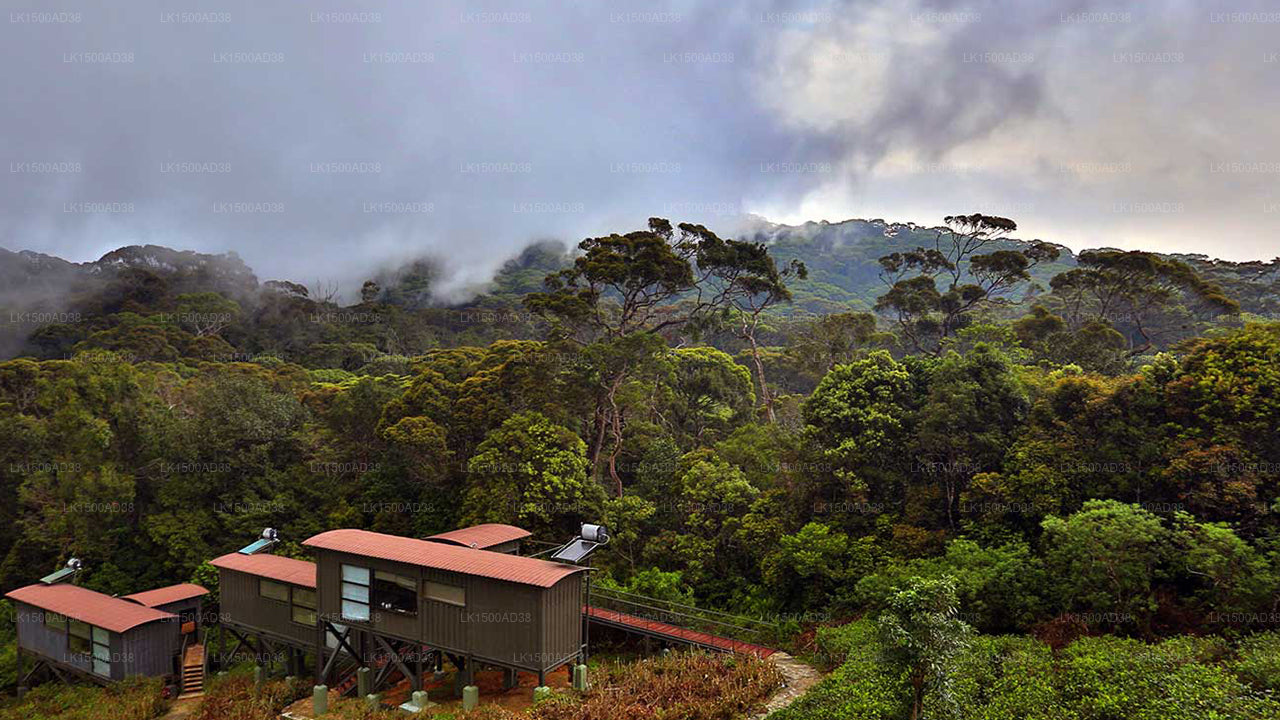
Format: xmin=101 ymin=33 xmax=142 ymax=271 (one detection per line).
xmin=6 ymin=584 xmax=181 ymax=685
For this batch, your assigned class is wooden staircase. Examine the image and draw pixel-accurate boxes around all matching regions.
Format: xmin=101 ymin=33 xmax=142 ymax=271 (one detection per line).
xmin=180 ymin=643 xmax=205 ymax=698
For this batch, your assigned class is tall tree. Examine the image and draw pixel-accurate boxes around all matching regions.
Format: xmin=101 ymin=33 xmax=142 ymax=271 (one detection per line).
xmin=525 ymin=218 xmax=790 ymax=494
xmin=1048 ymin=250 xmax=1239 ymax=355
xmin=681 ymin=223 xmax=806 ymax=423
xmin=876 ymin=214 xmax=1059 ymax=354
xmin=915 ymin=344 xmax=1029 ymax=529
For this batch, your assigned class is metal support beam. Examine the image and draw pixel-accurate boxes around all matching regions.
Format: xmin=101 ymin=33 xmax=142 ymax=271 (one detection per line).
xmin=371 ymin=635 xmax=414 ymax=693
xmin=326 ymin=623 xmax=364 ymax=666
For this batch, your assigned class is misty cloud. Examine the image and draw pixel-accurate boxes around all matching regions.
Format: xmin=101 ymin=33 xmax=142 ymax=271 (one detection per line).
xmin=2 ymin=0 xmax=1278 ymax=299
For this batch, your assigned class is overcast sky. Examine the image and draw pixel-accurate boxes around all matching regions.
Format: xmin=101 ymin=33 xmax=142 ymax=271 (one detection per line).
xmin=3 ymin=0 xmax=1279 ymax=294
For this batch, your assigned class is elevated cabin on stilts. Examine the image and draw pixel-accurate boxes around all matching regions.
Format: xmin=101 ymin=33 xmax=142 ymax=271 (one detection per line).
xmin=303 ymin=528 xmax=587 ymax=694
xmin=207 ymin=551 xmax=317 ymax=677
xmin=5 ymin=583 xmax=186 ymax=691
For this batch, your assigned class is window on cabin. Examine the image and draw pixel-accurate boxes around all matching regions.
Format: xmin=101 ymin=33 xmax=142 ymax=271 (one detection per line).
xmin=292 ymin=587 xmax=317 ymax=626
xmin=340 ymin=564 xmax=371 ymax=621
xmin=373 ymin=571 xmax=417 ymax=615
xmin=91 ymin=626 xmax=110 ymax=677
xmin=68 ymin=619 xmax=91 ymax=655
xmin=44 ymin=611 xmax=67 ymax=633
xmin=423 ymin=581 xmax=465 ymax=607
xmin=259 ymin=579 xmax=289 ymax=603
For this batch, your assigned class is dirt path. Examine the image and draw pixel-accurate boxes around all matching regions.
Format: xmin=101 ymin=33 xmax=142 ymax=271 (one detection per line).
xmin=752 ymin=652 xmax=821 ymax=719
xmin=159 ymin=696 xmax=201 ymax=720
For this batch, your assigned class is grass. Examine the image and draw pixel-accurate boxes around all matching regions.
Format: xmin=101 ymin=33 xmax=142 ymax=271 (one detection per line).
xmin=191 ymin=671 xmax=310 ymax=720
xmin=0 ymin=677 xmax=167 ymax=720
xmin=0 ymin=651 xmax=784 ymax=720
xmin=457 ymin=651 xmax=784 ymax=720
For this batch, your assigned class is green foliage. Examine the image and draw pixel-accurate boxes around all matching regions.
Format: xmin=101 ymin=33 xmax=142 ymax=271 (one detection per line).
xmin=1228 ymin=632 xmax=1280 ymax=693
xmin=1 ymin=225 xmax=1280 ymax=714
xmin=803 ymin=351 xmax=915 ymax=490
xmin=856 ymin=540 xmax=1047 ymax=633
xmin=781 ymin=625 xmax=1280 ymax=720
xmin=877 ymin=576 xmax=973 ymax=720
xmin=193 ymin=671 xmax=310 ymax=720
xmin=0 ymin=677 xmax=167 ymax=720
xmin=776 ymin=620 xmax=907 ymax=719
xmin=1042 ymin=500 xmax=1170 ymax=628
xmin=461 ymin=412 xmax=605 ymax=538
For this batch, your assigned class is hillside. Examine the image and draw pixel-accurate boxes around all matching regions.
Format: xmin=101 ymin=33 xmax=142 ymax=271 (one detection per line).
xmin=2 ymin=216 xmax=1276 ymax=366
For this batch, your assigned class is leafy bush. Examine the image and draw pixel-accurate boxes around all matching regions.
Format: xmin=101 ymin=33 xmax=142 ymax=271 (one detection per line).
xmin=853 ymin=540 xmax=1047 ymax=633
xmin=779 ymin=624 xmax=1280 ymax=720
xmin=1228 ymin=631 xmax=1280 ymax=693
xmin=774 ymin=621 xmax=905 ymax=720
xmin=939 ymin=635 xmax=1058 ymax=720
xmin=0 ymin=677 xmax=167 ymax=720
xmin=192 ymin=672 xmax=309 ymax=720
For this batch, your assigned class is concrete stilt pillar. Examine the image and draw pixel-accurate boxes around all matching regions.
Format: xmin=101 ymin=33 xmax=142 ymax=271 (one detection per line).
xmin=356 ymin=666 xmax=372 ymax=697
xmin=462 ymin=685 xmax=479 ymax=711
xmin=572 ymin=664 xmax=589 ymax=691
xmin=253 ymin=665 xmax=265 ymax=685
xmin=312 ymin=685 xmax=328 ymax=716
xmin=533 ymin=685 xmax=552 ymax=703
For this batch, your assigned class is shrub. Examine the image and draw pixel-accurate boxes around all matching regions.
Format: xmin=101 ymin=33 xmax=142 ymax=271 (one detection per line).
xmin=776 ymin=620 xmax=905 ymax=720
xmin=778 ymin=625 xmax=1280 ymax=720
xmin=192 ymin=672 xmax=309 ymax=720
xmin=1229 ymin=631 xmax=1280 ymax=693
xmin=941 ymin=635 xmax=1058 ymax=720
xmin=0 ymin=677 xmax=167 ymax=720
xmin=459 ymin=651 xmax=782 ymax=720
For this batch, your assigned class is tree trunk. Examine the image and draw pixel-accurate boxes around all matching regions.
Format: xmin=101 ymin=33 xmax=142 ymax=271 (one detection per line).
xmin=589 ymin=402 xmax=607 ymax=480
xmin=604 ymin=372 xmax=626 ymax=497
xmin=746 ymin=330 xmax=775 ymax=424
xmin=910 ymin=674 xmax=924 ymax=720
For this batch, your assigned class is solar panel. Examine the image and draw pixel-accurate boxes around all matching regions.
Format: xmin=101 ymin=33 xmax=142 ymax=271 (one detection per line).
xmin=39 ymin=567 xmax=79 ymax=585
xmin=238 ymin=538 xmax=275 ymax=555
xmin=550 ymin=539 xmax=600 ymax=564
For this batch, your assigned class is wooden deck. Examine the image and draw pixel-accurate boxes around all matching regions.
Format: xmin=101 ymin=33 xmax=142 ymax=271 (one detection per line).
xmin=584 ymin=606 xmax=775 ymax=658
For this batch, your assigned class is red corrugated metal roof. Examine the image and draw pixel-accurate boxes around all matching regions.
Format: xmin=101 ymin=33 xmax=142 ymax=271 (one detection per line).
xmin=4 ymin=584 xmax=176 ymax=634
xmin=121 ymin=583 xmax=209 ymax=608
xmin=303 ymin=529 xmax=585 ymax=588
xmin=209 ymin=553 xmax=316 ymax=588
xmin=425 ymin=523 xmax=532 ymax=549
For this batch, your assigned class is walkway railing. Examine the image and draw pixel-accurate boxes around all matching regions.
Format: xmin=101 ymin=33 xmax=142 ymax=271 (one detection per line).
xmin=587 ymin=586 xmax=781 ymax=654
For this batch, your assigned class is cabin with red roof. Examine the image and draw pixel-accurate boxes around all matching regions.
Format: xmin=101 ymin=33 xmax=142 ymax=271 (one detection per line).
xmin=208 ymin=552 xmax=318 ymax=651
xmin=122 ymin=583 xmax=210 ymax=638
xmin=5 ymin=583 xmax=187 ymax=685
xmin=303 ymin=527 xmax=587 ymax=688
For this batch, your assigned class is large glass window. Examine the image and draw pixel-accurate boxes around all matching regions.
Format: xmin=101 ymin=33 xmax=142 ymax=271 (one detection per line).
xmin=340 ymin=564 xmax=371 ymax=621
xmin=374 ymin=571 xmax=417 ymax=615
xmin=68 ymin=619 xmax=91 ymax=655
xmin=424 ymin=581 xmax=465 ymax=607
xmin=259 ymin=579 xmax=289 ymax=603
xmin=91 ymin=626 xmax=110 ymax=677
xmin=291 ymin=587 xmax=317 ymax=626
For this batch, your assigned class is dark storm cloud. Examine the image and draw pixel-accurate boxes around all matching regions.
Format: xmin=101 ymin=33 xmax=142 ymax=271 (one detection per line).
xmin=1 ymin=0 xmax=840 ymax=294
xmin=2 ymin=0 xmax=1279 ymax=298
